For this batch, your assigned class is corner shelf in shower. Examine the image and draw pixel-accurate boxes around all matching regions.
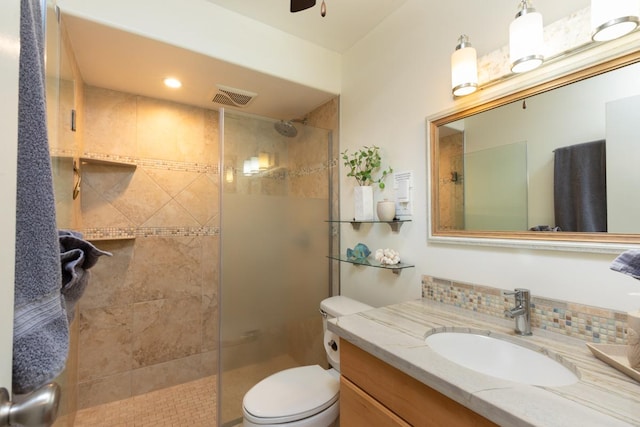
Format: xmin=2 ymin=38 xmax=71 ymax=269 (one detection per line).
xmin=327 ymin=255 xmax=414 ymax=275
xmin=326 ymin=219 xmax=411 ymax=232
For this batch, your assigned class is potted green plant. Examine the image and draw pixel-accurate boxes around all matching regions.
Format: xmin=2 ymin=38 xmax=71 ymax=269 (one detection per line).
xmin=341 ymin=146 xmax=393 ymax=221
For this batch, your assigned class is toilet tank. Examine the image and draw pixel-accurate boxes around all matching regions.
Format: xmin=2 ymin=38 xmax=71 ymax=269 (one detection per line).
xmin=320 ymin=296 xmax=372 ymax=318
xmin=320 ymin=296 xmax=372 ymax=371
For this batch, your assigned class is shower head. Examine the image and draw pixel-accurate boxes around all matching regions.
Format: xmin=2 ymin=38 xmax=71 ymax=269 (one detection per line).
xmin=274 ymin=120 xmax=298 ymax=138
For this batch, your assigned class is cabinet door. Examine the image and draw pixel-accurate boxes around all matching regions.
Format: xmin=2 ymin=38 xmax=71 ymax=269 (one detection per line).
xmin=341 ymin=340 xmax=497 ymax=427
xmin=340 ymin=376 xmax=411 ymax=427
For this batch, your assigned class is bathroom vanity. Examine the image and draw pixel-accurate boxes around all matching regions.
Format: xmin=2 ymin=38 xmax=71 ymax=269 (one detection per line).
xmin=340 ymin=339 xmax=496 ymax=426
xmin=329 ymin=300 xmax=640 ymax=426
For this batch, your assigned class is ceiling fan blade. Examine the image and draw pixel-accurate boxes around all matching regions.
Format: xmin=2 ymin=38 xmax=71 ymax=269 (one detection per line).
xmin=290 ymin=0 xmax=316 ymax=13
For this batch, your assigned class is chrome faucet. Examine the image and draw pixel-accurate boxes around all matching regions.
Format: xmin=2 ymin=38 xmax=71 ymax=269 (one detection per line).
xmin=504 ymin=288 xmax=532 ymax=336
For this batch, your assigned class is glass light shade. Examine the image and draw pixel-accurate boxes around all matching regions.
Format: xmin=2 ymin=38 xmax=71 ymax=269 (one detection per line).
xmin=243 ymin=160 xmax=252 ymax=176
xmin=225 ymin=168 xmax=234 ymax=183
xmin=258 ymin=152 xmax=270 ymax=170
xmin=591 ymin=0 xmax=640 ymax=41
xmin=451 ymin=36 xmax=478 ymax=97
xmin=250 ymin=156 xmax=259 ymax=173
xmin=509 ymin=5 xmax=544 ymax=73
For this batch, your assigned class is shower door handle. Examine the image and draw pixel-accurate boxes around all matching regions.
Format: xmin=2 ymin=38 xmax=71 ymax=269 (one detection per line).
xmin=0 ymin=383 xmax=61 ymax=427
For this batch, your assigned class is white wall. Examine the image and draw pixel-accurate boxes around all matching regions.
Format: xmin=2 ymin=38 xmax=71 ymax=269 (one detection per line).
xmin=339 ymin=0 xmax=640 ymax=311
xmin=57 ymin=0 xmax=342 ymax=94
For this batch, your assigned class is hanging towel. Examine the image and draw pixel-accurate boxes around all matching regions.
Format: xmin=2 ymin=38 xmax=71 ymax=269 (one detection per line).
xmin=12 ymin=0 xmax=68 ymax=394
xmin=59 ymin=230 xmax=111 ymax=321
xmin=610 ymin=250 xmax=640 ymax=281
xmin=553 ymin=140 xmax=607 ymax=232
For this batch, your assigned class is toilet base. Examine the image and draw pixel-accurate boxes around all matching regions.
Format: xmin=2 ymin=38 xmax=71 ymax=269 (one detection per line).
xmin=242 ymin=399 xmax=339 ymax=427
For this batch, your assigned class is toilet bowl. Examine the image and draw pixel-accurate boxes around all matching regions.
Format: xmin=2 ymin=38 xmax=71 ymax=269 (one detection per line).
xmin=242 ymin=296 xmax=372 ymax=427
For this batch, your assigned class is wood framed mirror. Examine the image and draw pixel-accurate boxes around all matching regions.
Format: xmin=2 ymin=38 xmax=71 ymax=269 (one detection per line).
xmin=428 ymin=46 xmax=640 ymax=253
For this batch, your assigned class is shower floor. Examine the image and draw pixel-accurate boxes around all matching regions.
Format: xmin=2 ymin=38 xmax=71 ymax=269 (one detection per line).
xmin=73 ymin=375 xmax=217 ymax=426
xmin=73 ymin=354 xmax=300 ymax=426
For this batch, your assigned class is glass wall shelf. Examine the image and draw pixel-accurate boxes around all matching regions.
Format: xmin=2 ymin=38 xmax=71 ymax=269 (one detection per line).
xmin=326 ymin=219 xmax=411 ymax=232
xmin=327 ymin=255 xmax=414 ymax=275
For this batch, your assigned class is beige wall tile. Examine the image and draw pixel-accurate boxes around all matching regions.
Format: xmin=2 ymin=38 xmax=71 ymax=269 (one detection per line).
xmin=204 ymin=109 xmax=220 ymax=165
xmin=136 ymin=97 xmax=205 ymax=162
xmin=103 ymin=168 xmax=172 ymax=226
xmin=77 ymin=371 xmax=132 ymax=409
xmin=132 ymin=296 xmax=202 ymax=368
xmin=131 ymin=353 xmax=203 ymax=396
xmin=81 ymin=163 xmax=136 ymax=195
xmin=80 ymin=182 xmax=135 ymax=229
xmin=78 ymin=306 xmax=133 ymax=382
xmin=132 ymin=236 xmax=202 ymax=301
xmin=200 ymin=350 xmax=218 ymax=377
xmin=84 ymin=86 xmax=137 ymax=157
xmin=143 ymin=168 xmax=200 ymax=198
xmin=80 ymin=240 xmax=134 ymax=310
xmin=174 ymin=174 xmax=219 ymax=225
xmin=202 ymin=291 xmax=218 ymax=353
xmin=141 ymin=199 xmax=200 ymax=228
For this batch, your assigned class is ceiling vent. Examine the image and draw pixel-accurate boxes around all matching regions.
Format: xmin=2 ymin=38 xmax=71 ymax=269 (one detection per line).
xmin=212 ymin=85 xmax=258 ymax=108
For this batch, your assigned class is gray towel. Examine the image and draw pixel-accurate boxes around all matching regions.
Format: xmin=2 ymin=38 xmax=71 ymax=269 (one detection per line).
xmin=12 ymin=0 xmax=68 ymax=394
xmin=59 ymin=230 xmax=111 ymax=321
xmin=553 ymin=140 xmax=607 ymax=232
xmin=610 ymin=250 xmax=640 ymax=281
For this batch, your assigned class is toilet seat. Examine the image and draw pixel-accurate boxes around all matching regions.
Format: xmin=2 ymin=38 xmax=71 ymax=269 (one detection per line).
xmin=243 ymin=365 xmax=339 ymax=425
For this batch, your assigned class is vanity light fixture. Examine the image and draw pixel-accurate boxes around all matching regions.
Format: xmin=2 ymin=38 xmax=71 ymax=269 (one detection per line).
xmin=451 ymin=35 xmax=478 ymax=97
xmin=163 ymin=77 xmax=182 ymax=89
xmin=509 ymin=0 xmax=544 ymax=73
xmin=591 ymin=0 xmax=640 ymax=42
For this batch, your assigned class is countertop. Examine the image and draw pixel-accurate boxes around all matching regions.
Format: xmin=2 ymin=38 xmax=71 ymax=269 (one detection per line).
xmin=328 ymin=299 xmax=640 ymax=427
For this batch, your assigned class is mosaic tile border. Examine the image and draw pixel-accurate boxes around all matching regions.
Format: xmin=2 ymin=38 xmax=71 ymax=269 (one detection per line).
xmin=81 ymin=226 xmax=220 ymax=241
xmin=422 ymin=275 xmax=628 ymax=345
xmin=81 ymin=152 xmax=219 ymax=174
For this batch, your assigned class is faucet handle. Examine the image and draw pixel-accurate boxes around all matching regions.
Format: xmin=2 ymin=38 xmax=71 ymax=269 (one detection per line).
xmin=503 ymin=288 xmax=530 ymax=305
xmin=503 ymin=288 xmax=530 ymax=296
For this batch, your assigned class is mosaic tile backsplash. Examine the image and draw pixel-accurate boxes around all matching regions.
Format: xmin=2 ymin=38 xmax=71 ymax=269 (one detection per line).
xmin=422 ymin=275 xmax=628 ymax=345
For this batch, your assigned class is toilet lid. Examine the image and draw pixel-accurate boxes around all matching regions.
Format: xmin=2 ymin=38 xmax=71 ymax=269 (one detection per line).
xmin=243 ymin=365 xmax=339 ymax=424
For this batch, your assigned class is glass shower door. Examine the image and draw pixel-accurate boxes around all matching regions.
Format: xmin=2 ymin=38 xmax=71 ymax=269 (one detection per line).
xmin=219 ymin=111 xmax=332 ymax=426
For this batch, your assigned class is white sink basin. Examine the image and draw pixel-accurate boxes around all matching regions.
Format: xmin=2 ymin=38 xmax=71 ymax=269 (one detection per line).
xmin=425 ymin=332 xmax=578 ymax=387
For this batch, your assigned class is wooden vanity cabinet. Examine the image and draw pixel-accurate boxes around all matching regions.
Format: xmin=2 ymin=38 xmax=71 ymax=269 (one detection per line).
xmin=340 ymin=339 xmax=497 ymax=427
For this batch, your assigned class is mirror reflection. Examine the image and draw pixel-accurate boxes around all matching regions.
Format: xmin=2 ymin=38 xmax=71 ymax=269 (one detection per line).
xmin=433 ymin=55 xmax=640 ymax=243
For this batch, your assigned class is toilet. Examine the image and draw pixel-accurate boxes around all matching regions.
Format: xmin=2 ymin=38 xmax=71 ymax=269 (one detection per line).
xmin=242 ymin=296 xmax=372 ymax=427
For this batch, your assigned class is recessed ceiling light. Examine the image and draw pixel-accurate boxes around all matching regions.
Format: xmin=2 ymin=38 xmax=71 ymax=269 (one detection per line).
xmin=164 ymin=77 xmax=182 ymax=89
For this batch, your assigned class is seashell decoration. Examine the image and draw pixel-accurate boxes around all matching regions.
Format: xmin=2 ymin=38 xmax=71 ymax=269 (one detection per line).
xmin=375 ymin=248 xmax=400 ymax=265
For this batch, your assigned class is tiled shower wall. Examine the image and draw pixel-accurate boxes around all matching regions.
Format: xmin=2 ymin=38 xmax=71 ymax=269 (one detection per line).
xmin=76 ymin=86 xmax=340 ymax=410
xmin=76 ymin=86 xmax=220 ymax=409
xmin=437 ymin=131 xmax=464 ymax=231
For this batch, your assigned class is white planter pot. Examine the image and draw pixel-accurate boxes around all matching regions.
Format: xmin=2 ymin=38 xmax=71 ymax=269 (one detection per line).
xmin=354 ymin=186 xmax=374 ymax=221
xmin=376 ymin=200 xmax=396 ymax=221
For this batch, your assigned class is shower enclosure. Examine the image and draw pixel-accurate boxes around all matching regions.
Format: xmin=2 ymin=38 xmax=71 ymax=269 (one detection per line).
xmin=219 ymin=110 xmax=334 ymax=426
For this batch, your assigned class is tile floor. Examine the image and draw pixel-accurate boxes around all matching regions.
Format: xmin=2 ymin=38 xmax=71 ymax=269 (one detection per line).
xmin=73 ymin=376 xmax=217 ymax=427
xmin=73 ymin=355 xmax=301 ymax=426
